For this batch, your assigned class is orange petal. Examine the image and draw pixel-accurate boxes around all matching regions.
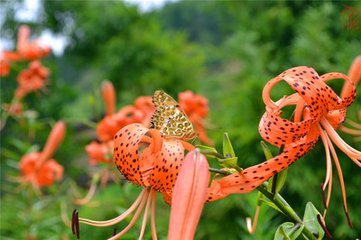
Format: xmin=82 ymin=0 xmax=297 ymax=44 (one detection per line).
xmin=37 ymin=159 xmax=64 ymax=187
xmin=101 ymin=81 xmax=116 ymax=116
xmin=341 ymin=56 xmax=361 ymax=98
xmin=147 ymin=139 xmax=185 ymax=193
xmin=37 ymin=121 xmax=66 ymax=167
xmin=259 ymin=110 xmax=313 ymax=147
xmin=17 ymin=25 xmax=31 ymax=53
xmin=96 ymin=115 xmax=122 ymax=142
xmin=168 ymin=150 xmax=210 ymax=240
xmin=320 ymin=72 xmax=356 ymax=110
xmin=263 ymin=66 xmax=333 ymax=120
xmin=85 ymin=141 xmax=111 ymax=165
xmin=113 ymin=123 xmax=150 ymax=186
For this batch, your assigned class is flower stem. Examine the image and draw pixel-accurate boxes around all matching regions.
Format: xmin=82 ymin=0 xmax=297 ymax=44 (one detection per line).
xmin=257 ymin=183 xmax=317 ymax=240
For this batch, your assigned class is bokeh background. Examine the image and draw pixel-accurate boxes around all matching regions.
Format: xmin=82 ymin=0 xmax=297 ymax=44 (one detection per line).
xmin=1 ymin=0 xmax=360 ymax=239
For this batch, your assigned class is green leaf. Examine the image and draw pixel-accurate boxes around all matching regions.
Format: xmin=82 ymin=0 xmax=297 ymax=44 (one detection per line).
xmin=303 ymin=202 xmax=324 ymax=239
xmin=261 ymin=141 xmax=288 ymax=193
xmin=260 ymin=141 xmax=273 ymax=160
xmin=218 ymin=156 xmax=238 ymax=168
xmin=196 ymin=145 xmax=221 ymax=158
xmin=223 ymin=132 xmax=236 ymax=158
xmin=260 ymin=198 xmax=282 ymax=213
xmin=274 ymin=222 xmax=304 ymax=240
xmin=276 ymin=168 xmax=288 ymax=193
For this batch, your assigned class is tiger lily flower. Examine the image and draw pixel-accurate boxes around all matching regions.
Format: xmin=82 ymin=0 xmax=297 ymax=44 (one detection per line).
xmin=74 ymin=123 xmax=195 ymax=239
xmin=15 ymin=60 xmax=50 ymax=99
xmin=74 ymin=91 xmax=214 ymax=239
xmin=207 ymin=66 xmax=360 ymax=225
xmin=95 ymin=81 xmax=152 ymax=143
xmin=15 ymin=25 xmax=51 ymax=60
xmin=19 ymin=121 xmax=66 ymax=188
xmin=0 ymin=25 xmax=51 ymax=77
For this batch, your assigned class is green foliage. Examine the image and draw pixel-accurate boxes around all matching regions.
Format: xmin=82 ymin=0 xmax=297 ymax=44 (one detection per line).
xmin=1 ymin=0 xmax=360 ymax=239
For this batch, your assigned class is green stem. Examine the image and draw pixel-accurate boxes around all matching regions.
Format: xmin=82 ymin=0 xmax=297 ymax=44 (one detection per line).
xmin=257 ymin=183 xmax=317 ymax=240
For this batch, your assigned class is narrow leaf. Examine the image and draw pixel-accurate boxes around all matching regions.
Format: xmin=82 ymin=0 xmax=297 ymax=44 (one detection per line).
xmin=223 ymin=133 xmax=236 ymax=158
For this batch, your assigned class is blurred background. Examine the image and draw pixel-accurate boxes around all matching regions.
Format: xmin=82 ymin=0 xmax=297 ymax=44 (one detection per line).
xmin=1 ymin=0 xmax=360 ymax=239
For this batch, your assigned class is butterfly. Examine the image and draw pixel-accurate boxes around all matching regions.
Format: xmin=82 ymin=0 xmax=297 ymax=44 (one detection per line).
xmin=150 ymin=90 xmax=197 ymax=141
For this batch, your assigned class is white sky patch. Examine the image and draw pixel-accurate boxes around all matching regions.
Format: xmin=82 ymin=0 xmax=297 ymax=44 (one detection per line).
xmin=14 ymin=0 xmax=41 ymax=22
xmin=38 ymin=30 xmax=68 ymax=56
xmin=124 ymin=0 xmax=177 ymax=12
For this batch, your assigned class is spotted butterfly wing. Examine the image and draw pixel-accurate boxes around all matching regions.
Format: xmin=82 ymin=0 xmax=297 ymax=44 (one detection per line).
xmin=151 ymin=90 xmax=197 ymax=140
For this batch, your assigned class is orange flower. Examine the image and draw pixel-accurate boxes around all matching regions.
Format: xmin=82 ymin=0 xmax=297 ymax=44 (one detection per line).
xmin=20 ymin=152 xmax=63 ymax=187
xmin=0 ymin=25 xmax=51 ymax=76
xmin=96 ymin=106 xmax=144 ymax=142
xmin=0 ymin=55 xmax=11 ymax=76
xmin=134 ymin=96 xmax=155 ymax=126
xmin=16 ymin=25 xmax=51 ymax=60
xmin=207 ymin=66 xmax=360 ymax=225
xmin=74 ymin=123 xmax=196 ymax=239
xmin=15 ymin=60 xmax=49 ymax=99
xmin=19 ymin=121 xmax=66 ymax=188
xmin=85 ymin=141 xmax=112 ymax=165
xmin=75 ymin=91 xmax=226 ymax=239
xmin=95 ymin=81 xmax=152 ymax=142
xmin=178 ymin=91 xmax=213 ymax=145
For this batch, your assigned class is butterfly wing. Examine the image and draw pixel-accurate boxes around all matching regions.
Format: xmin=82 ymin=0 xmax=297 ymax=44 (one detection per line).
xmin=151 ymin=90 xmax=196 ymax=140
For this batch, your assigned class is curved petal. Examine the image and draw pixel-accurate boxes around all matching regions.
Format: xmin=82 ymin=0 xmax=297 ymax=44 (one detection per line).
xmin=101 ymin=81 xmax=116 ymax=116
xmin=148 ymin=139 xmax=185 ymax=193
xmin=263 ymin=66 xmax=333 ymax=120
xmin=259 ymin=111 xmax=313 ymax=147
xmin=37 ymin=159 xmax=64 ymax=187
xmin=113 ymin=123 xmax=150 ymax=186
xmin=342 ymin=56 xmax=361 ymax=98
xmin=320 ymin=72 xmax=356 ymax=110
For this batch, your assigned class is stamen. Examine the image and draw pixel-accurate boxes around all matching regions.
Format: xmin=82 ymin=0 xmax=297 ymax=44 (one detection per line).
xmin=112 ymin=228 xmax=117 ymax=236
xmin=321 ymin=119 xmax=361 ymax=160
xmin=150 ymin=190 xmax=158 ymax=240
xmin=320 ymin=184 xmax=327 ymax=210
xmin=71 ymin=209 xmax=80 ymax=239
xmin=73 ymin=179 xmax=97 ymax=205
xmin=246 ymin=205 xmax=261 ymax=234
xmin=316 ymin=214 xmax=332 ymax=239
xmin=327 ymin=135 xmax=353 ymax=228
xmin=339 ymin=126 xmax=361 ymax=136
xmin=79 ymin=189 xmax=147 ymax=227
xmin=344 ymin=206 xmax=353 ymax=229
xmin=71 ymin=209 xmax=76 ymax=235
xmin=138 ymin=190 xmax=153 ymax=240
xmin=318 ymin=126 xmax=333 ymax=218
xmin=318 ymin=126 xmax=332 ymax=191
xmin=109 ymin=189 xmax=150 ymax=239
xmin=344 ymin=119 xmax=361 ymax=129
